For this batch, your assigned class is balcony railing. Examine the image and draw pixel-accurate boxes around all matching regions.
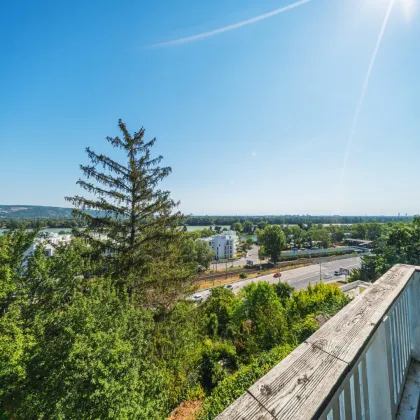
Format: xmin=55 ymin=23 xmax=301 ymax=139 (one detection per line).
xmin=217 ymin=264 xmax=420 ymax=419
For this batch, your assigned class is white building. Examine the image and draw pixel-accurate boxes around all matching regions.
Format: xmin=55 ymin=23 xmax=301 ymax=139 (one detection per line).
xmin=200 ymin=230 xmax=237 ymax=259
xmin=24 ymin=233 xmax=72 ymax=260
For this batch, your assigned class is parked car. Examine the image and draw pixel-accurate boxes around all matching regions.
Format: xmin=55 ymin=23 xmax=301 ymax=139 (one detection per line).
xmin=300 ymin=248 xmax=306 ymax=251
xmin=273 ymin=272 xmax=281 ymax=278
xmin=226 ymin=284 xmax=233 ymax=289
xmin=312 ymin=246 xmax=319 ymax=250
xmin=193 ymin=295 xmax=202 ymax=301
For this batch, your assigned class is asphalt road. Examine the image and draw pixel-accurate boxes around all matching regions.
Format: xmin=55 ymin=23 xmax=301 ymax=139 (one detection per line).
xmin=194 ymin=256 xmax=361 ymax=301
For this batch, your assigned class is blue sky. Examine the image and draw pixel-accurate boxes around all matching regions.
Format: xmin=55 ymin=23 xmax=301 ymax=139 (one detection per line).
xmin=1 ymin=0 xmax=419 ymax=215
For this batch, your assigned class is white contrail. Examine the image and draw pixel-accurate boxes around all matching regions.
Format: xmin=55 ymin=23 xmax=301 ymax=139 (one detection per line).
xmin=338 ymin=0 xmax=395 ymax=190
xmin=151 ymin=0 xmax=312 ymax=47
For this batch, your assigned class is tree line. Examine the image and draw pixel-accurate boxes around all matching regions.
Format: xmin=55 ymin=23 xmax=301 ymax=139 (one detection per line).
xmin=0 ymin=121 xmax=351 ymax=419
xmin=1 ymin=215 xmax=411 ymax=231
xmin=349 ymin=216 xmax=420 ymax=283
xmin=184 ymin=215 xmax=412 ymax=226
xmin=0 ymin=217 xmax=87 ymax=230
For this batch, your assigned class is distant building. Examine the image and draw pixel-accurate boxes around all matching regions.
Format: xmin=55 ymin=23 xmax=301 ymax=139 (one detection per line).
xmin=24 ymin=233 xmax=72 ymax=260
xmin=199 ymin=230 xmax=237 ymax=259
xmin=344 ymin=238 xmax=374 ymax=249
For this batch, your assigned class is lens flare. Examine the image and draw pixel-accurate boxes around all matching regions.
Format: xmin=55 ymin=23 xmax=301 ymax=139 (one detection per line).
xmin=367 ymin=0 xmax=415 ymax=20
xmin=401 ymin=0 xmax=415 ymax=20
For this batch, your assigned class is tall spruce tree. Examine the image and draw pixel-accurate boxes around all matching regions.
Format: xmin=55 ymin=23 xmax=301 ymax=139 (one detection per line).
xmin=66 ymin=120 xmax=196 ymax=307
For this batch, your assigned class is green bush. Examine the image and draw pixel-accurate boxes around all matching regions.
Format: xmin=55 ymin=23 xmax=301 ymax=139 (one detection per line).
xmin=288 ymin=282 xmax=350 ymax=318
xmin=199 ymin=339 xmax=237 ymax=391
xmin=199 ymin=345 xmax=293 ymax=420
xmin=239 ymin=273 xmax=248 ymax=279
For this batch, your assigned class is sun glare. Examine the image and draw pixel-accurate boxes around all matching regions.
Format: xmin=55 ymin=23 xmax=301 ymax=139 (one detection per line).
xmin=368 ymin=0 xmax=415 ymax=20
xmin=401 ymin=0 xmax=415 ymax=20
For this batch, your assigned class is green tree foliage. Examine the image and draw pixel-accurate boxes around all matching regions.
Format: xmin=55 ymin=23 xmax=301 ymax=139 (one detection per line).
xmin=0 ymin=217 xmax=86 ymax=230
xmin=65 ymin=120 xmax=196 ymax=308
xmin=202 ymin=287 xmax=236 ymax=338
xmin=288 ymin=282 xmax=350 ymax=319
xmin=290 ymin=225 xmax=304 ymax=247
xmin=351 ymin=223 xmax=368 ymax=239
xmin=199 ymin=339 xmax=237 ymax=391
xmin=358 ymin=216 xmax=420 ymax=281
xmin=257 ymin=225 xmax=286 ymax=263
xmin=198 ymin=281 xmax=349 ymax=418
xmin=151 ymin=301 xmax=203 ymax=408
xmin=182 ymin=215 xmax=412 ymax=227
xmin=308 ymin=226 xmax=331 ymax=248
xmin=240 ymin=238 xmax=254 ymax=253
xmin=181 ymin=239 xmax=215 ymax=269
xmin=257 ymin=220 xmax=267 ymax=230
xmin=0 ymin=234 xmax=170 ymax=419
xmin=214 ymin=226 xmax=222 ymax=234
xmin=231 ymin=222 xmax=243 ymax=232
xmin=274 ymin=282 xmax=294 ymax=301
xmin=1 ymin=151 xmax=358 ymax=420
xmin=242 ymin=220 xmax=254 ymax=234
xmin=200 ymin=228 xmax=213 ymax=238
xmin=199 ymin=344 xmax=293 ymax=420
xmin=195 ymin=240 xmax=215 ymax=268
xmin=232 ymin=282 xmax=289 ymax=357
xmin=332 ymin=226 xmax=345 ymax=243
xmin=0 ymin=228 xmax=350 ymax=419
xmin=366 ymin=222 xmax=383 ymax=241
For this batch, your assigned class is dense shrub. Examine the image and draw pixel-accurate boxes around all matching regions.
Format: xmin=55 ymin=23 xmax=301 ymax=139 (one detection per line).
xmin=1 ymin=231 xmax=350 ymax=419
xmin=199 ymin=345 xmax=293 ymax=420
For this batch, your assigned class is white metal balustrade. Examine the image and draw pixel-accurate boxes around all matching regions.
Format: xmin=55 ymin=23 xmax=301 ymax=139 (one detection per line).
xmin=217 ymin=265 xmax=420 ymax=420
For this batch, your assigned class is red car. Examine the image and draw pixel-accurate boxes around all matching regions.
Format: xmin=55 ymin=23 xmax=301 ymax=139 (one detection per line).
xmin=273 ymin=272 xmax=281 ymax=278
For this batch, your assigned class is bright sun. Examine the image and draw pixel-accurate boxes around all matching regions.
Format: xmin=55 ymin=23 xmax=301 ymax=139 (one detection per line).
xmin=371 ymin=0 xmax=415 ymax=20
xmin=401 ymin=0 xmax=415 ymax=20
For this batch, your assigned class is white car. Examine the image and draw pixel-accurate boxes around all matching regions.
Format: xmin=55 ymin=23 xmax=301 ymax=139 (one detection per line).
xmin=193 ymin=294 xmax=202 ymax=301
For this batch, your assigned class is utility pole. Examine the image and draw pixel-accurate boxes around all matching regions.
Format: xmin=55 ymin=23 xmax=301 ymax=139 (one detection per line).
xmin=319 ymin=261 xmax=322 ymax=281
xmin=225 ymin=261 xmax=228 ymax=279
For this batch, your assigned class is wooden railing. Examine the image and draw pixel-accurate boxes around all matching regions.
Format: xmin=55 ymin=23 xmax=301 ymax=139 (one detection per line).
xmin=217 ymin=264 xmax=420 ymax=419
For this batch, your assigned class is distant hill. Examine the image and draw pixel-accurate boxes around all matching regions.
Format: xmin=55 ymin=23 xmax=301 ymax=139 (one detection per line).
xmin=0 ymin=205 xmax=75 ymax=219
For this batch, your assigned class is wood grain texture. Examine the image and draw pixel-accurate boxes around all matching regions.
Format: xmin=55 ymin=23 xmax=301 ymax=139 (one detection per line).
xmin=247 ymin=343 xmax=347 ymax=419
xmin=215 ymin=390 xmax=275 ymax=420
xmin=217 ymin=343 xmax=347 ymax=419
xmin=306 ymin=265 xmax=415 ymax=363
xmin=216 ymin=265 xmax=418 ymax=420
